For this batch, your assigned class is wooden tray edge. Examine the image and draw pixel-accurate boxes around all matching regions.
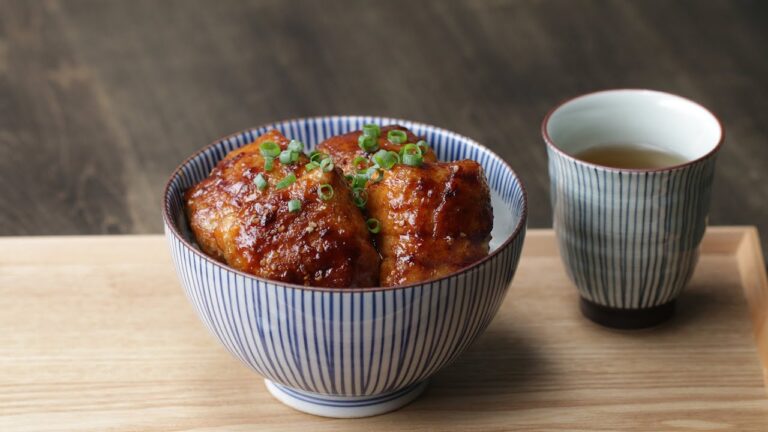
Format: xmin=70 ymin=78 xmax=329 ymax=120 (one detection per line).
xmin=731 ymin=226 xmax=768 ymax=391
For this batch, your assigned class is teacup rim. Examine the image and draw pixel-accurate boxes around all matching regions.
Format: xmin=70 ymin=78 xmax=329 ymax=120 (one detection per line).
xmin=162 ymin=115 xmax=528 ymax=293
xmin=541 ymin=88 xmax=725 ymax=173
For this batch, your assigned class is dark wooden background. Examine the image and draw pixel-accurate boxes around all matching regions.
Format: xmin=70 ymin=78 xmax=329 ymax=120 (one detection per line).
xmin=1 ymin=1 xmax=766 ymax=254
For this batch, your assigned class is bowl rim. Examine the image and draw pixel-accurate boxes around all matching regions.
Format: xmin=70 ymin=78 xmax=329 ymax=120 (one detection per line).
xmin=162 ymin=115 xmax=528 ymax=293
xmin=541 ymin=88 xmax=725 ymax=173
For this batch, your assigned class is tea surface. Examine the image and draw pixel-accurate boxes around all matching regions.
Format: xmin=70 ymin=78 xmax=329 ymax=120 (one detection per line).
xmin=575 ymin=144 xmax=688 ymax=169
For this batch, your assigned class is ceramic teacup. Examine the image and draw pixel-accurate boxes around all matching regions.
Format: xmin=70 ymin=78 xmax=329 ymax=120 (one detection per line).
xmin=542 ymin=89 xmax=723 ymax=329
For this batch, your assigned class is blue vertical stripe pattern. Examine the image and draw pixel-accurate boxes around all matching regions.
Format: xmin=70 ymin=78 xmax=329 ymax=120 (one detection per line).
xmin=163 ymin=116 xmax=527 ymax=399
xmin=548 ymin=147 xmax=717 ymax=309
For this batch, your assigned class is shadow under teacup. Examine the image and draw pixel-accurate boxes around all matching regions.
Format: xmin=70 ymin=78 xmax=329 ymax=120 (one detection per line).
xmin=542 ymin=89 xmax=723 ymax=329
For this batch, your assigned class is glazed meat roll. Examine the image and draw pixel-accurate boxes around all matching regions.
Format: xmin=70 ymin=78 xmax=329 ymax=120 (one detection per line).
xmin=317 ymin=125 xmax=493 ymax=286
xmin=185 ymin=130 xmax=380 ymax=287
xmin=367 ymin=160 xmax=493 ymax=286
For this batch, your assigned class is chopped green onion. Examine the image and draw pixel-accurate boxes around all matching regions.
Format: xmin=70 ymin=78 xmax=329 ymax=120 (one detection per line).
xmin=362 ymin=124 xmax=381 ymax=139
xmin=366 ymin=218 xmax=381 ymax=234
xmin=287 ymin=199 xmax=301 ymax=213
xmin=352 ymin=188 xmax=368 ymax=208
xmin=320 ymin=157 xmax=334 ymax=173
xmin=317 ymin=184 xmax=334 ymax=201
xmin=358 ymin=134 xmax=379 ymax=152
xmin=344 ymin=174 xmax=354 ymax=182
xmin=399 ymin=144 xmax=423 ymax=167
xmin=372 ymin=149 xmax=399 ymax=170
xmin=264 ymin=156 xmax=275 ymax=171
xmin=416 ymin=140 xmax=430 ymax=154
xmin=279 ymin=150 xmax=296 ymax=164
xmin=288 ymin=139 xmax=304 ymax=152
xmin=400 ymin=143 xmax=421 ymax=157
xmin=275 ymin=173 xmax=297 ymax=190
xmin=310 ymin=151 xmax=328 ymax=163
xmin=276 ymin=149 xmax=298 ymax=164
xmin=305 ymin=161 xmax=320 ymax=171
xmin=353 ymin=156 xmax=370 ymax=171
xmin=351 ymin=173 xmax=368 ymax=189
xmin=254 ymin=173 xmax=268 ymax=190
xmin=259 ymin=141 xmax=280 ymax=158
xmin=402 ymin=153 xmax=423 ymax=167
xmin=387 ymin=129 xmax=407 ymax=144
xmin=366 ymin=166 xmax=384 ymax=183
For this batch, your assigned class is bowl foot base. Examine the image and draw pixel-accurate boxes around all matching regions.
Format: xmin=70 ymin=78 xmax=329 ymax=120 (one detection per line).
xmin=580 ymin=297 xmax=676 ymax=329
xmin=264 ymin=379 xmax=428 ymax=418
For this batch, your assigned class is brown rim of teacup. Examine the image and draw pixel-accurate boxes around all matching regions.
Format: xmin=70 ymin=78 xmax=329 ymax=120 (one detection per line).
xmin=541 ymin=89 xmax=725 ymax=173
xmin=162 ymin=115 xmax=528 ymax=293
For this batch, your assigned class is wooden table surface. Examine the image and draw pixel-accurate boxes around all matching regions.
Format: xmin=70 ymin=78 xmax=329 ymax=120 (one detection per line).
xmin=0 ymin=1 xmax=767 ymax=251
xmin=2 ymin=228 xmax=766 ymax=431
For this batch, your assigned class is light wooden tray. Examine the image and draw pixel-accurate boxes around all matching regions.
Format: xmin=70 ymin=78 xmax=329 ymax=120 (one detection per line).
xmin=1 ymin=227 xmax=766 ymax=431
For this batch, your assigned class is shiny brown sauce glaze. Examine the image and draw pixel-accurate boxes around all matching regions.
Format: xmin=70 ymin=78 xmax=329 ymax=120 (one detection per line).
xmin=185 ymin=130 xmax=380 ymax=287
xmin=366 ymin=160 xmax=493 ymax=286
xmin=318 ymin=126 xmax=493 ymax=286
xmin=186 ymin=126 xmax=493 ymax=288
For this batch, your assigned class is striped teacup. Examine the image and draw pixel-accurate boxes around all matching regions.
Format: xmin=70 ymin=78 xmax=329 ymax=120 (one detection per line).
xmin=543 ymin=89 xmax=723 ymax=329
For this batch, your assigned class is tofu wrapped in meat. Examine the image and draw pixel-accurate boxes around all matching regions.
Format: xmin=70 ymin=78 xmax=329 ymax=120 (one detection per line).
xmin=367 ymin=160 xmax=493 ymax=286
xmin=185 ymin=130 xmax=380 ymax=287
xmin=318 ymin=125 xmax=493 ymax=286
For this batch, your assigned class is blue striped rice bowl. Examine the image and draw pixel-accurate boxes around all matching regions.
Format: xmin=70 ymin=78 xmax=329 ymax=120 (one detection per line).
xmin=543 ymin=90 xmax=723 ymax=327
xmin=162 ymin=116 xmax=527 ymax=417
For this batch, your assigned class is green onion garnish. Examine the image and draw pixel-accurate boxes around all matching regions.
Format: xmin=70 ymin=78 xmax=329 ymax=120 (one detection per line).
xmin=387 ymin=129 xmax=407 ymax=144
xmin=353 ymin=156 xmax=370 ymax=171
xmin=288 ymin=140 xmax=304 ymax=153
xmin=372 ymin=149 xmax=399 ymax=170
xmin=310 ymin=151 xmax=328 ymax=163
xmin=287 ymin=199 xmax=301 ymax=213
xmin=279 ymin=150 xmax=295 ymax=164
xmin=275 ymin=173 xmax=297 ymax=190
xmin=352 ymin=188 xmax=368 ymax=208
xmin=254 ymin=173 xmax=268 ymax=190
xmin=400 ymin=143 xmax=421 ymax=156
xmin=366 ymin=218 xmax=381 ymax=234
xmin=362 ymin=124 xmax=381 ymax=139
xmin=305 ymin=161 xmax=320 ymax=171
xmin=264 ymin=156 xmax=275 ymax=171
xmin=358 ymin=134 xmax=379 ymax=152
xmin=320 ymin=157 xmax=334 ymax=173
xmin=259 ymin=141 xmax=280 ymax=158
xmin=400 ymin=144 xmax=424 ymax=166
xmin=318 ymin=184 xmax=334 ymax=201
xmin=351 ymin=173 xmax=368 ymax=189
xmin=416 ymin=140 xmax=430 ymax=154
xmin=402 ymin=153 xmax=423 ymax=167
xmin=366 ymin=167 xmax=384 ymax=183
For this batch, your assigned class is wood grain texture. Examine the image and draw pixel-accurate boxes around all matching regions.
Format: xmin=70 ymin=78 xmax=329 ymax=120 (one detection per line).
xmin=0 ymin=0 xmax=767 ymax=260
xmin=0 ymin=227 xmax=766 ymax=431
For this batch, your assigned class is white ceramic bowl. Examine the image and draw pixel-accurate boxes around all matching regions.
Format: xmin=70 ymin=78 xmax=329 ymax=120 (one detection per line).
xmin=162 ymin=116 xmax=527 ymax=418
